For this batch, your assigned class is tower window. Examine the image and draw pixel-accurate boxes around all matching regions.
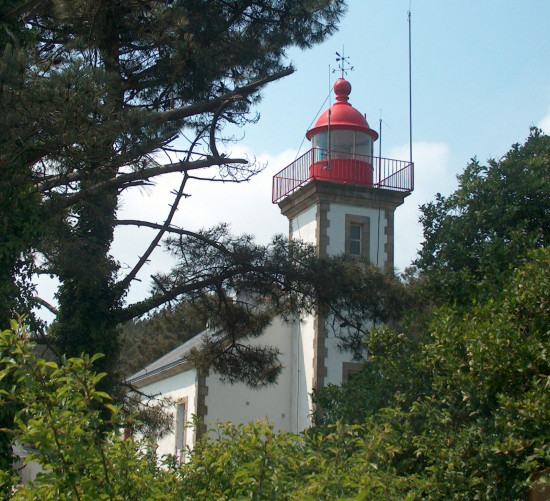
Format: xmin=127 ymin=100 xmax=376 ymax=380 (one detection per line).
xmin=342 ymin=362 xmax=364 ymax=383
xmin=345 ymin=215 xmax=370 ymax=260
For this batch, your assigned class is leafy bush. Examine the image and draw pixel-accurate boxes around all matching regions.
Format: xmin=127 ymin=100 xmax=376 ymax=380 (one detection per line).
xmin=0 ymin=321 xmax=182 ymax=499
xmin=0 ymin=321 xmax=423 ymax=499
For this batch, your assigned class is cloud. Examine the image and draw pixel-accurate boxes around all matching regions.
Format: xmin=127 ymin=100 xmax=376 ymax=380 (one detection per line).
xmin=538 ymin=109 xmax=550 ymax=134
xmin=111 ymin=147 xmax=296 ymax=305
xmin=390 ymin=142 xmax=454 ymax=272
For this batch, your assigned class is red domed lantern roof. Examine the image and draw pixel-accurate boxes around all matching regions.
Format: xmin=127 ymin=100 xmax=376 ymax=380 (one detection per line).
xmin=306 ymin=78 xmax=379 ymax=141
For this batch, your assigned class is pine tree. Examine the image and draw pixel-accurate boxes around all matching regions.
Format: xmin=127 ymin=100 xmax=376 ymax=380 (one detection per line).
xmin=0 ymin=0 xmax=346 ymax=384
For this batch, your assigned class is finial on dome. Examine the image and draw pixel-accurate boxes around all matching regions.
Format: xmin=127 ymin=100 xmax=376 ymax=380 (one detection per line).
xmin=334 ymin=78 xmax=351 ymax=103
xmin=332 ymin=47 xmax=353 ymax=103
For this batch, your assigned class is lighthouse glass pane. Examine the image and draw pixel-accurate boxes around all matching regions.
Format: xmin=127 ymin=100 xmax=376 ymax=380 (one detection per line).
xmin=312 ymin=132 xmax=328 ymax=160
xmin=330 ymin=130 xmax=354 ymax=158
xmin=355 ymin=132 xmax=372 ymax=158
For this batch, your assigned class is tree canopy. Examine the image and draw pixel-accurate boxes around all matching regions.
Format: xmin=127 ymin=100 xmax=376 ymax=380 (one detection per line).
xmin=0 ymin=321 xmax=425 ymax=499
xmin=3 ymin=123 xmax=549 ymax=497
xmin=416 ymin=128 xmax=550 ymax=304
xmin=5 ymin=249 xmax=550 ymax=497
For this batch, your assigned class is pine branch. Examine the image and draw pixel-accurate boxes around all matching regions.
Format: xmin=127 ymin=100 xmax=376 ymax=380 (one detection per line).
xmin=117 ymin=124 xmax=217 ymax=291
xmin=35 ymin=171 xmax=84 ymax=193
xmin=30 ymin=72 xmax=290 ymax=194
xmin=119 ymin=270 xmax=243 ymax=323
xmin=115 ymin=220 xmax=231 ymax=254
xmin=186 ymin=171 xmax=257 ymax=183
xmin=116 ymin=173 xmax=190 ymax=292
xmin=42 ymin=155 xmax=247 ymax=210
xmin=151 ymin=68 xmax=294 ymax=126
xmin=1 ymin=0 xmax=48 ymax=22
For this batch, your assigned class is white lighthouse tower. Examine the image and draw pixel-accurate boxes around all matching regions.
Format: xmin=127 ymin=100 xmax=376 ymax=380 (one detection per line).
xmin=272 ymin=77 xmax=413 ymax=429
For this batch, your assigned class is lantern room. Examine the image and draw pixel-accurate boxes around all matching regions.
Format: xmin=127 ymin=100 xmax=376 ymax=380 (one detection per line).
xmin=307 ymin=78 xmax=378 ymax=159
xmin=272 ymin=78 xmax=414 ymax=204
xmin=306 ymin=78 xmax=378 ymax=186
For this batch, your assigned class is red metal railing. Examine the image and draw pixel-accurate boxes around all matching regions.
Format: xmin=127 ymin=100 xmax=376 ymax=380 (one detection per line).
xmin=272 ymin=148 xmax=414 ymax=204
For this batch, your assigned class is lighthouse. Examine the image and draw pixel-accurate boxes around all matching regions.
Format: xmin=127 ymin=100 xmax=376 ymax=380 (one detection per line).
xmin=273 ymin=77 xmax=413 ymax=263
xmin=272 ymin=77 xmax=414 ymax=430
xmin=129 ymin=79 xmax=416 ymax=454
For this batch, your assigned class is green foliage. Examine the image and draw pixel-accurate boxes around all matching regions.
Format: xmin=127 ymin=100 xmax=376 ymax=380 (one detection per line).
xmin=314 ymin=247 xmax=550 ymax=498
xmin=0 ymin=318 xmax=26 ymax=496
xmin=412 ymin=248 xmax=550 ymax=498
xmin=314 ymin=132 xmax=550 ymax=497
xmin=5 ymin=268 xmax=548 ymax=499
xmin=313 ymin=324 xmax=430 ymax=426
xmin=0 ymin=321 xmax=423 ymax=499
xmin=179 ymin=420 xmax=424 ymax=500
xmin=0 ymin=320 xmax=182 ymax=499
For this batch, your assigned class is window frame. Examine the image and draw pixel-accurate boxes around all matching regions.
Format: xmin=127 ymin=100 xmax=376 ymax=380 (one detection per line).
xmin=342 ymin=362 xmax=364 ymax=383
xmin=175 ymin=397 xmax=188 ymax=462
xmin=345 ymin=215 xmax=370 ymax=260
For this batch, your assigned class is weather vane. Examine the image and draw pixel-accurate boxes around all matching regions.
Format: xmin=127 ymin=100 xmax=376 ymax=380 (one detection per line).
xmin=333 ymin=47 xmax=354 ymax=79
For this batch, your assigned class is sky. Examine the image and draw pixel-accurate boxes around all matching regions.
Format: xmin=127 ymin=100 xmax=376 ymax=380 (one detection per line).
xmin=36 ymin=1 xmax=550 ymax=319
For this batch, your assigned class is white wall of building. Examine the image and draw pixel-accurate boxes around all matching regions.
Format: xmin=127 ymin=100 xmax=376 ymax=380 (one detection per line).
xmin=205 ymin=317 xmax=295 ymax=432
xmin=324 ymin=319 xmax=354 ymax=386
xmin=290 ymin=205 xmax=317 ymax=245
xmin=323 ymin=203 xmax=386 ymax=386
xmin=289 ymin=205 xmax=318 ymax=429
xmin=138 ymin=369 xmax=197 ymax=459
xmin=292 ymin=314 xmax=316 ymax=431
xmin=325 ymin=203 xmax=387 ymax=265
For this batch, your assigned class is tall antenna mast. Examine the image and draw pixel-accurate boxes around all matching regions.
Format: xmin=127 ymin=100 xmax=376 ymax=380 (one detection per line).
xmin=408 ymin=6 xmax=413 ymax=165
xmin=328 ymin=65 xmax=332 ymax=169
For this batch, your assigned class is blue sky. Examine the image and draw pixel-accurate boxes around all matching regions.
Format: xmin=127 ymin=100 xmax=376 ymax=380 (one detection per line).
xmin=37 ymin=1 xmax=550 ymax=317
xmin=160 ymin=0 xmax=550 ymax=266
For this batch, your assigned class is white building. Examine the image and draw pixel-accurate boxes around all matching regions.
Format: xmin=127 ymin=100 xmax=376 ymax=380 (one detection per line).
xmin=127 ymin=78 xmax=413 ymax=458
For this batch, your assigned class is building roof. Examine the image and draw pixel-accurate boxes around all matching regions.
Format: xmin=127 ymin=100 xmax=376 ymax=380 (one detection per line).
xmin=126 ymin=330 xmax=208 ymax=387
